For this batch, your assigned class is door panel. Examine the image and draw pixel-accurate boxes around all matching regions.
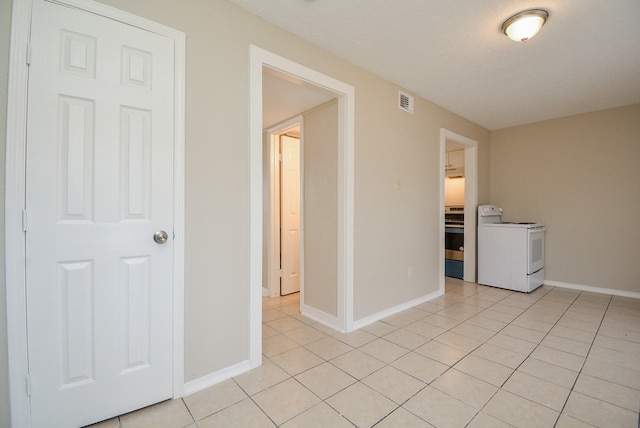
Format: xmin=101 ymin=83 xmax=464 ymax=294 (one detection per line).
xmin=280 ymin=135 xmax=301 ymax=295
xmin=25 ymin=1 xmax=175 ymax=426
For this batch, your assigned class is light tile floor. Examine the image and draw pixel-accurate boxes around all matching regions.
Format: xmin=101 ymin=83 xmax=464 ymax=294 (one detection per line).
xmin=92 ymin=279 xmax=640 ymax=427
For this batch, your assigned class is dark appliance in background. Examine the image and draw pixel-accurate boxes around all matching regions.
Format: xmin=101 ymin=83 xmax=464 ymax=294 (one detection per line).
xmin=445 ymin=206 xmax=464 ymax=279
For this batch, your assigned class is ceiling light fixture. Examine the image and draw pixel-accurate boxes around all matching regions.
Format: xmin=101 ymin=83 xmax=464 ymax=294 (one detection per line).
xmin=501 ymin=9 xmax=549 ymax=43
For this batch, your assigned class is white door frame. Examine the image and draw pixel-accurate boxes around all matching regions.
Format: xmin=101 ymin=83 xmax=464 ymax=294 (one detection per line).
xmin=249 ymin=46 xmax=355 ymax=366
xmin=439 ymin=128 xmax=478 ymax=291
xmin=4 ymin=1 xmax=185 ymax=426
xmin=265 ymin=117 xmax=304 ymax=299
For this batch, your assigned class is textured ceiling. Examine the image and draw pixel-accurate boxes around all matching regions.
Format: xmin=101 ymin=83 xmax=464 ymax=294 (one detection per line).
xmin=231 ymin=0 xmax=640 ymax=130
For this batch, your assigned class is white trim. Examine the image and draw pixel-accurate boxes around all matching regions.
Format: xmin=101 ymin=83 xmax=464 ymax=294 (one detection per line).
xmin=5 ymin=1 xmax=186 ymax=426
xmin=249 ymin=45 xmax=356 ymax=369
xmin=171 ymin=20 xmax=186 ymax=400
xmin=340 ymin=92 xmax=356 ymax=333
xmin=440 ymin=129 xmax=478 ymax=288
xmin=5 ymin=1 xmax=32 ymax=426
xmin=267 ymin=130 xmax=281 ymax=299
xmin=545 ymin=280 xmax=640 ymax=299
xmin=439 ymin=135 xmax=446 ymax=294
xmin=463 ymin=145 xmax=478 ymax=283
xmin=248 ymin=48 xmax=263 ymax=368
xmin=352 ymin=289 xmax=443 ymax=331
xmin=295 ymin=121 xmax=306 ymax=304
xmin=299 ymin=304 xmax=343 ymax=333
xmin=183 ymin=360 xmax=252 ymax=396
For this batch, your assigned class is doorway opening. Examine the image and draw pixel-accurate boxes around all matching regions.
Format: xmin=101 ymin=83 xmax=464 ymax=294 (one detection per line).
xmin=250 ymin=46 xmax=355 ymax=367
xmin=439 ymin=129 xmax=478 ymax=292
xmin=265 ymin=118 xmax=303 ymax=298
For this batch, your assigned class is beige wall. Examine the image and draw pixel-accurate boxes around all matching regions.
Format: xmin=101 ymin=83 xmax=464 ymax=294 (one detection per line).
xmin=353 ymin=86 xmax=490 ymax=318
xmin=303 ymin=101 xmax=338 ymax=315
xmin=87 ymin=0 xmax=490 ymax=375
xmin=0 ymin=0 xmax=492 ymax=412
xmin=490 ymin=104 xmax=640 ymax=294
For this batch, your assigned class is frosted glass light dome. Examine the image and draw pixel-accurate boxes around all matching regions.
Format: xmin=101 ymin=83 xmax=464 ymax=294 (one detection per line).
xmin=501 ymin=9 xmax=549 ymax=42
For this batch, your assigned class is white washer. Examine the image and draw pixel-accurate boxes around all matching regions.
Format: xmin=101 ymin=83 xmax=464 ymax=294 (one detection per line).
xmin=477 ymin=205 xmax=545 ymax=293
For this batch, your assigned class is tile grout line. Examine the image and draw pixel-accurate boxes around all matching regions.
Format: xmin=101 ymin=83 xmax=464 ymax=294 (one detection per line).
xmin=425 ymin=285 xmax=558 ymax=427
xmin=477 ymin=289 xmax=585 ymax=427
xmin=254 ymin=286 xmax=622 ymax=427
xmin=470 ymin=289 xmax=613 ymax=427
xmin=260 ymin=290 xmax=467 ymax=426
xmin=90 ymin=286 xmax=637 ymax=427
xmin=397 ymin=287 xmax=600 ymax=427
xmin=336 ymin=285 xmax=554 ymax=426
xmin=358 ymin=285 xmax=539 ymax=426
xmin=552 ymin=293 xmax=614 ymax=427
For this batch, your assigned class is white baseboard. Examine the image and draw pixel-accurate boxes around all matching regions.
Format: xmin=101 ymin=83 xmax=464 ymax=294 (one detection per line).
xmin=184 ymin=281 xmax=637 ymax=399
xmin=545 ymin=280 xmax=640 ymax=299
xmin=352 ymin=289 xmax=444 ymax=331
xmin=300 ymin=304 xmax=343 ymax=332
xmin=183 ymin=360 xmax=253 ymax=397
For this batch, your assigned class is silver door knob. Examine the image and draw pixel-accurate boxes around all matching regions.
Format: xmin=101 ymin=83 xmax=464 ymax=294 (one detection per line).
xmin=153 ymin=230 xmax=169 ymax=244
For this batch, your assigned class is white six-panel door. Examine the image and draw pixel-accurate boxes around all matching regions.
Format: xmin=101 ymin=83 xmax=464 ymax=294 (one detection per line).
xmin=280 ymin=135 xmax=301 ymax=295
xmin=25 ymin=1 xmax=175 ymax=426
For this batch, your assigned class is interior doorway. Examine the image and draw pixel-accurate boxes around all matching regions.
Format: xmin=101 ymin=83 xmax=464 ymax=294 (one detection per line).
xmin=266 ymin=118 xmax=303 ymax=298
xmin=250 ymin=46 xmax=356 ymax=366
xmin=440 ymin=129 xmax=478 ymax=291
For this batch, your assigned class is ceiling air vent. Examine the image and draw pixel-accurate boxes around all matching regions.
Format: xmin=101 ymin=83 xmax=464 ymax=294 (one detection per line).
xmin=398 ymin=91 xmax=414 ymax=114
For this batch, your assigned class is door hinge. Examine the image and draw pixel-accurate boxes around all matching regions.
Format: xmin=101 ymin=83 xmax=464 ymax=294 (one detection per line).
xmin=25 ymin=374 xmax=31 ymax=397
xmin=278 ymin=153 xmax=282 ymax=162
xmin=26 ymin=43 xmax=32 ymax=66
xmin=278 ymin=269 xmax=283 ymax=277
xmin=22 ymin=209 xmax=27 ymax=232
